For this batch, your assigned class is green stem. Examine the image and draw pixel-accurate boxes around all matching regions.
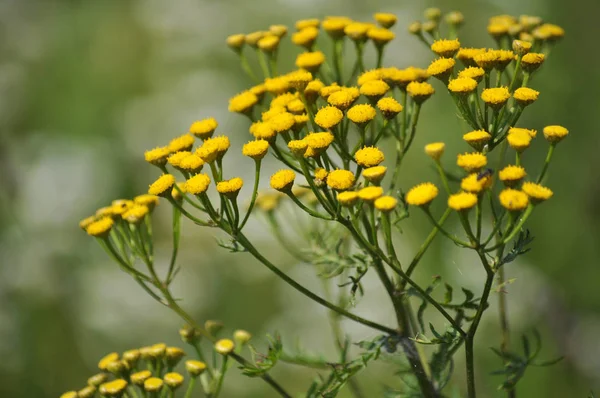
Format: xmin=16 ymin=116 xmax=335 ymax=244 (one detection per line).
xmin=238 ymin=160 xmax=261 ymax=231
xmin=405 ymin=208 xmax=451 ymax=278
xmin=423 ymin=209 xmax=473 ymax=248
xmin=536 ymin=144 xmax=555 ymax=183
xmin=166 ymin=206 xmax=182 ymax=284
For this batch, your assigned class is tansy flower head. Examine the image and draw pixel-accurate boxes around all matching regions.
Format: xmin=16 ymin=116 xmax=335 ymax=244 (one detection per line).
xmin=456 ymin=48 xmax=486 ymax=67
xmin=448 ymin=192 xmax=478 ymax=211
xmin=242 ymin=140 xmax=269 ymax=160
xmin=358 ymin=69 xmax=383 ymax=86
xmin=99 ymin=379 xmax=128 ymax=396
xmin=77 ymin=387 xmax=94 ymax=398
xmin=258 ymin=34 xmax=280 ymax=53
xmin=186 ymin=360 xmax=208 ymax=377
xmin=512 ymin=39 xmax=532 ymax=55
xmin=406 ymin=81 xmax=435 ymax=104
xmin=377 ymin=97 xmax=403 ymax=119
xmin=448 ymin=77 xmax=478 ymax=95
xmin=292 ymin=27 xmax=319 ymax=49
xmin=499 ymin=165 xmax=527 ymax=187
xmin=250 ymin=122 xmax=276 ymax=141
xmin=250 ymin=84 xmax=267 ymax=100
xmin=269 ymin=24 xmax=288 ymax=37
xmin=195 ymin=139 xmax=220 ymax=163
xmin=270 ymin=169 xmax=296 ymax=192
xmin=499 ymin=189 xmax=529 ymax=211
xmin=217 ymin=177 xmax=244 ymax=198
xmin=286 ymin=70 xmax=313 ymax=90
xmin=286 ymin=99 xmax=305 ymax=114
xmin=314 ymin=167 xmax=328 ymax=182
xmin=521 ymin=52 xmax=545 ymax=72
xmin=168 ymin=151 xmax=192 ymax=169
xmin=406 ymin=183 xmax=438 ymax=207
xmin=184 ymin=173 xmax=211 ymax=195
xmin=446 ymin=11 xmax=465 ymax=27
xmin=487 ymin=23 xmax=509 ymax=38
xmin=425 ymin=7 xmax=442 ymax=21
xmin=473 ymin=50 xmax=499 ymax=71
xmin=422 ymin=21 xmax=438 ymax=35
xmin=337 ymin=191 xmax=359 ymax=207
xmin=295 ymin=18 xmax=320 ymax=30
xmin=79 ymin=215 xmax=96 ymax=230
xmin=375 ymin=195 xmax=398 ymax=212
xmin=264 ymin=76 xmax=291 ymax=95
xmin=367 ymin=27 xmax=395 ymax=47
xmin=344 ymin=22 xmax=370 ymax=42
xmin=226 ymin=34 xmax=245 ymax=51
xmin=179 ymin=154 xmax=204 ymax=173
xmin=304 ymin=79 xmax=325 ymax=102
xmin=481 ymin=87 xmax=511 ymax=109
xmin=535 ymin=23 xmax=565 ymax=42
xmin=374 ymin=13 xmax=397 ymax=28
xmin=347 ymin=104 xmax=377 ymax=127
xmin=244 ymin=31 xmax=266 ymax=47
xmin=457 ymin=152 xmax=487 ymax=172
xmin=507 ymin=129 xmax=532 ymax=152
xmin=215 ymin=339 xmax=235 ymax=355
xmin=164 ymin=373 xmax=184 ymax=390
xmin=463 ymin=130 xmax=491 ymax=151
xmin=269 ymin=112 xmax=296 ymax=134
xmin=168 ymin=134 xmax=195 ymax=154
xmin=327 ymin=169 xmax=356 ymax=191
xmin=229 ymin=90 xmax=258 ymax=114
xmin=458 ymin=66 xmax=485 ymax=82
xmin=425 ymin=142 xmax=445 ymax=160
xmin=360 ymin=79 xmax=390 ymax=102
xmin=149 ymin=174 xmax=176 ymax=197
xmin=509 ymin=127 xmax=537 ymax=138
xmin=431 ymin=38 xmax=461 ymax=58
xmin=320 ymin=83 xmax=342 ymax=100
xmin=362 ymin=166 xmax=387 ymax=184
xmin=427 ymin=58 xmax=455 ymax=82
xmin=95 ymin=206 xmax=114 ymax=218
xmin=489 ymin=14 xmax=517 ymax=26
xmin=271 ymin=93 xmax=297 ymax=109
xmin=98 ymin=352 xmax=119 ymax=371
xmin=322 ymin=16 xmax=351 ymax=39
xmin=493 ymin=50 xmax=515 ymax=71
xmin=358 ymin=186 xmax=384 ymax=202
xmin=543 ymin=125 xmax=569 ymax=144
xmin=306 ymin=132 xmax=335 ymax=154
xmin=86 ymin=217 xmax=114 ymax=238
xmin=144 ymin=378 xmax=163 ymax=393
xmin=461 ymin=173 xmax=492 ymax=194
xmin=145 ymin=146 xmax=171 ymax=166
xmin=314 ymin=106 xmax=343 ymax=129
xmin=288 ymin=139 xmax=308 ymax=156
xmin=123 ymin=205 xmax=149 ymax=224
xmin=296 ymin=51 xmax=326 ymax=73
xmin=513 ymin=87 xmax=539 ymax=106
xmin=355 ymin=146 xmax=385 ymax=167
xmin=327 ymin=89 xmax=358 ymax=110
xmin=293 ymin=114 xmax=309 ymax=132
xmin=111 ymin=199 xmax=134 ymax=216
xmin=522 ymin=182 xmax=553 ymax=203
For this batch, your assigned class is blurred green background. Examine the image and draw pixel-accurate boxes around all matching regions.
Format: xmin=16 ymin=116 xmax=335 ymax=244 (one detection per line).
xmin=0 ymin=0 xmax=598 ymax=397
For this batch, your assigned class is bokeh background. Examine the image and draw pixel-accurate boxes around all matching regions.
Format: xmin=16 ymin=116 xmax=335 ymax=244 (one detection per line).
xmin=0 ymin=0 xmax=598 ymax=397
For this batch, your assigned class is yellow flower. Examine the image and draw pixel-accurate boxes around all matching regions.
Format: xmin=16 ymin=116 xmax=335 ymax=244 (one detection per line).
xmin=458 ymin=66 xmax=485 ymax=82
xmin=149 ymin=174 xmax=176 ymax=197
xmin=507 ymin=129 xmax=532 ymax=152
xmin=314 ymin=167 xmax=328 ymax=182
xmin=424 ymin=7 xmax=442 ymax=21
xmin=367 ymin=27 xmax=395 ymax=47
xmin=481 ymin=87 xmax=511 ymax=109
xmin=448 ymin=192 xmax=478 ymax=211
xmin=250 ymin=122 xmax=277 ymax=141
xmin=374 ymin=13 xmax=397 ymax=28
xmin=292 ymin=27 xmax=319 ymax=49
xmin=244 ymin=31 xmax=266 ymax=47
xmin=268 ymin=93 xmax=296 ymax=109
xmin=327 ymin=89 xmax=358 ymax=110
xmin=264 ymin=76 xmax=291 ymax=95
xmin=512 ymin=39 xmax=532 ymax=56
xmin=95 ymin=206 xmax=114 ymax=218
xmin=543 ymin=125 xmax=569 ymax=143
xmin=522 ymin=182 xmax=553 ymax=203
xmin=327 ymin=169 xmax=356 ymax=191
xmin=314 ymin=106 xmax=344 ymax=129
xmin=111 ymin=199 xmax=133 ymax=216
xmin=168 ymin=151 xmax=192 ymax=168
xmin=375 ymin=195 xmax=398 ymax=212
xmin=509 ymin=127 xmax=537 ymax=138
xmin=306 ymin=132 xmax=335 ymax=153
xmin=362 ymin=166 xmax=387 ymax=184
xmin=521 ymin=53 xmax=545 ymax=72
xmin=195 ymin=139 xmax=220 ymax=163
xmin=269 ymin=112 xmax=296 ymax=134
xmin=269 ymin=24 xmax=288 ymax=37
xmin=499 ymin=189 xmax=529 ymax=211
xmin=293 ymin=114 xmax=309 ymax=132
xmin=461 ymin=173 xmax=491 ymax=194
xmin=406 ymin=81 xmax=435 ymax=104
xmin=79 ymin=215 xmax=96 ymax=230
xmin=499 ymin=165 xmax=527 ymax=187
xmin=357 ymin=69 xmax=383 ymax=86
xmin=144 ymin=146 xmax=171 ymax=166
xmin=242 ymin=140 xmax=269 ymax=160
xmin=179 ymin=154 xmax=204 ymax=173
xmin=99 ymin=380 xmax=128 ymax=396
xmin=376 ymin=97 xmax=403 ymax=119
xmin=228 ymin=90 xmax=258 ymax=114
xmin=123 ymin=205 xmax=149 ymax=224
xmin=446 ymin=11 xmax=465 ymax=27
xmin=86 ymin=217 xmax=114 ymax=238
xmin=286 ymin=70 xmax=312 ymax=91
xmin=88 ymin=373 xmax=109 ymax=387
xmin=217 ymin=177 xmax=244 ymax=198
xmin=164 ymin=373 xmax=184 ymax=390
xmin=168 ymin=134 xmax=195 ymax=153
xmin=494 ymin=50 xmax=516 ymax=71
xmin=427 ymin=58 xmax=455 ymax=81
xmin=322 ymin=16 xmax=351 ymax=39
xmin=431 ymin=38 xmax=461 ymax=58
xmin=448 ymin=77 xmax=478 ymax=95
xmin=215 ymin=339 xmax=235 ymax=355
xmin=78 ymin=386 xmax=95 ymax=398
xmin=534 ymin=23 xmax=565 ymax=41
xmin=487 ymin=23 xmax=509 ymax=38
xmin=189 ymin=118 xmax=217 ymax=140
xmin=270 ymin=169 xmax=295 ymax=191
xmin=286 ymin=99 xmax=305 ymax=114
xmin=347 ymin=104 xmax=376 ymax=126
xmin=144 ymin=377 xmax=164 ymax=393
xmin=344 ymin=22 xmax=370 ymax=41
xmin=422 ymin=21 xmax=437 ymax=34
xmin=250 ymin=84 xmax=266 ymax=100
xmin=296 ymin=51 xmax=326 ymax=72
xmin=424 ymin=142 xmax=445 ymax=160
xmin=360 ymin=79 xmax=390 ymax=102
xmin=185 ymin=173 xmax=211 ymax=195
xmin=474 ymin=50 xmax=499 ymax=71
xmin=304 ymin=79 xmax=325 ymax=102
xmin=337 ymin=191 xmax=359 ymax=207
xmin=457 ymin=48 xmax=486 ymax=67
xmin=513 ymin=87 xmax=539 ymax=106
xmin=463 ymin=130 xmax=491 ymax=151
xmin=355 ymin=146 xmax=385 ymax=167
xmin=226 ymin=34 xmax=245 ymax=51
xmin=319 ymin=83 xmax=342 ymax=100
xmin=358 ymin=186 xmax=384 ymax=202
xmin=123 ymin=349 xmax=141 ymax=365
xmin=288 ymin=139 xmax=308 ymax=156
xmin=457 ymin=152 xmax=487 ymax=172
xmin=171 ymin=182 xmax=186 ymax=201
xmin=186 ymin=360 xmax=208 ymax=377
xmin=406 ymin=183 xmax=438 ymax=206
xmin=295 ymin=19 xmax=320 ymax=30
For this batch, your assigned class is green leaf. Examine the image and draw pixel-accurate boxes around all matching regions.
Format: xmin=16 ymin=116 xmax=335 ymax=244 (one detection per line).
xmin=444 ymin=283 xmax=453 ymax=304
